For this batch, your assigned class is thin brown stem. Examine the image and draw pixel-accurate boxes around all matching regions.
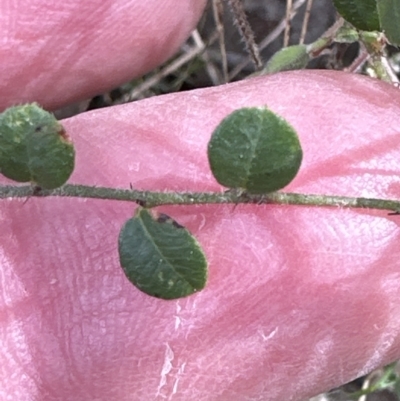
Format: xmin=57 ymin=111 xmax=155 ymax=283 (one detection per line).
xmin=299 ymin=0 xmax=313 ymax=44
xmin=212 ymin=0 xmax=228 ymax=83
xmin=284 ymin=0 xmax=293 ymax=47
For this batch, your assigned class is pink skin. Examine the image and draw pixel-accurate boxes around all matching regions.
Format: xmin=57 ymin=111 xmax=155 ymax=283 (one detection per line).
xmin=2 ymin=3 xmax=400 ymax=401
xmin=0 ymin=0 xmax=207 ymax=110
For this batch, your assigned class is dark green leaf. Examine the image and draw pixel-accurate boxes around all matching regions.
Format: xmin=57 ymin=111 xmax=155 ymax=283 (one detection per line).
xmin=0 ymin=103 xmax=75 ymax=189
xmin=333 ymin=0 xmax=380 ymax=32
xmin=208 ymin=107 xmax=302 ymax=194
xmin=119 ymin=208 xmax=208 ymax=300
xmin=377 ymin=0 xmax=400 ymax=45
xmin=264 ymin=45 xmax=309 ymax=74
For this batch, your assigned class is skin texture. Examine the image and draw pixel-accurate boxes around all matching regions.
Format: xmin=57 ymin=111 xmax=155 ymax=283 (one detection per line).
xmin=2 ymin=2 xmax=400 ymax=401
xmin=0 ymin=0 xmax=207 ymax=110
xmin=2 ymin=70 xmax=400 ymax=401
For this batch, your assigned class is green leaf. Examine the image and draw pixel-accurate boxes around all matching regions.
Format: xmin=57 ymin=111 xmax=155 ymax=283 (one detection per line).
xmin=377 ymin=0 xmax=400 ymax=45
xmin=333 ymin=0 xmax=380 ymax=32
xmin=264 ymin=44 xmax=309 ymax=74
xmin=119 ymin=208 xmax=208 ymax=300
xmin=208 ymin=107 xmax=302 ymax=194
xmin=0 ymin=103 xmax=75 ymax=189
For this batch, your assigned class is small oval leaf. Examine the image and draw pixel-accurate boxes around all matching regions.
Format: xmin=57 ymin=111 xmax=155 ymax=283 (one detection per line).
xmin=0 ymin=103 xmax=75 ymax=189
xmin=119 ymin=208 xmax=208 ymax=300
xmin=208 ymin=107 xmax=302 ymax=194
xmin=264 ymin=44 xmax=310 ymax=74
xmin=333 ymin=0 xmax=380 ymax=32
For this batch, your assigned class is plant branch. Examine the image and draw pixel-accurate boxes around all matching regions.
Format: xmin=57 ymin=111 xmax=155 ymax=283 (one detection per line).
xmin=1 ymin=184 xmax=400 ymax=213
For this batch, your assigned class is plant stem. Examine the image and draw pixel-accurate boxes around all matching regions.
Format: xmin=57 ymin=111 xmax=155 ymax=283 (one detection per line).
xmin=1 ymin=184 xmax=400 ymax=213
xmin=227 ymin=0 xmax=262 ymax=70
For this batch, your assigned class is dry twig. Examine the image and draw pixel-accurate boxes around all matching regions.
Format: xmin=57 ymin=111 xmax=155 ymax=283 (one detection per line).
xmin=227 ymin=0 xmax=262 ymax=70
xmin=212 ymin=0 xmax=228 ymax=83
xmin=299 ymin=0 xmax=314 ymax=44
xmin=284 ymin=0 xmax=293 ymax=47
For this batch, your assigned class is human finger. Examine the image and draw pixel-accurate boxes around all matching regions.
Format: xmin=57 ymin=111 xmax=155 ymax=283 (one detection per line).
xmin=0 ymin=0 xmax=206 ymax=110
xmin=1 ymin=70 xmax=400 ymax=401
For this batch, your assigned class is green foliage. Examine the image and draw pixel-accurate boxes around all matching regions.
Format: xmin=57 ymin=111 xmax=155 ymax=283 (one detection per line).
xmin=333 ymin=0 xmax=380 ymax=32
xmin=118 ymin=207 xmax=208 ymax=300
xmin=208 ymin=107 xmax=303 ymax=194
xmin=377 ymin=0 xmax=400 ymax=45
xmin=333 ymin=0 xmax=400 ymax=45
xmin=0 ymin=102 xmax=306 ymax=300
xmin=0 ymin=103 xmax=75 ymax=189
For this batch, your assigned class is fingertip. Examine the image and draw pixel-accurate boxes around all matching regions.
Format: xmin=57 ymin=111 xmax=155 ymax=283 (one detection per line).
xmin=0 ymin=0 xmax=207 ymax=110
